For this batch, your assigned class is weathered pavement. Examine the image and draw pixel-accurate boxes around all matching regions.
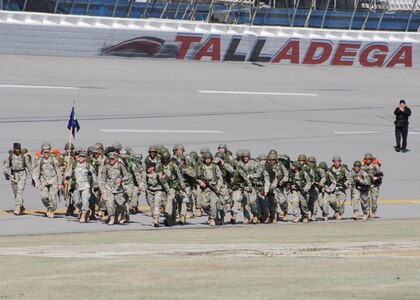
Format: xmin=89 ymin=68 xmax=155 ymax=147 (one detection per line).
xmin=0 ymin=55 xmax=419 ymax=236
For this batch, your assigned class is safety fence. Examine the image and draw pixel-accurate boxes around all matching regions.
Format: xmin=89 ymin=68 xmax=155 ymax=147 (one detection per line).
xmin=1 ymin=0 xmax=420 ymax=31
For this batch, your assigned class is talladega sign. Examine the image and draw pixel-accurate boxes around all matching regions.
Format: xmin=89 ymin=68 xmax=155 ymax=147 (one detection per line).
xmin=101 ymin=33 xmax=413 ymax=68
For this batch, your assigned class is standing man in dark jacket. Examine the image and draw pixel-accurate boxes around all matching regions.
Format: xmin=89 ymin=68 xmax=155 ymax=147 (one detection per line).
xmin=394 ymin=100 xmax=411 ymax=153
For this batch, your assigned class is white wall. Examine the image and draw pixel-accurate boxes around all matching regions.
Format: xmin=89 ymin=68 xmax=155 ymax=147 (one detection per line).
xmin=0 ymin=11 xmax=419 ymax=67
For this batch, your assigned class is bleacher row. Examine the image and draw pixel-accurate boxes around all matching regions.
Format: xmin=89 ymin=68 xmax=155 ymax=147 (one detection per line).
xmin=1 ymin=0 xmax=420 ymax=31
xmin=387 ymin=0 xmax=420 ymax=11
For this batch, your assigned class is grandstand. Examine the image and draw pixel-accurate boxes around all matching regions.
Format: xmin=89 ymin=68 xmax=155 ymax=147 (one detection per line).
xmin=1 ymin=0 xmax=419 ymax=30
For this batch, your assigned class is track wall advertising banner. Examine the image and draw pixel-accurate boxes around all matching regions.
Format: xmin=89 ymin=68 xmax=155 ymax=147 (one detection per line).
xmin=0 ymin=12 xmax=418 ymax=68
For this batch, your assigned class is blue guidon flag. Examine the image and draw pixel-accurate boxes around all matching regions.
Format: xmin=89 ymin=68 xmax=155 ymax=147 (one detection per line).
xmin=67 ymin=107 xmax=80 ymax=138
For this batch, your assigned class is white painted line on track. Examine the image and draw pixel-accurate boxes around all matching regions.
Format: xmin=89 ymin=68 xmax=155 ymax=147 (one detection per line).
xmin=0 ymin=84 xmax=79 ymax=90
xmin=198 ymin=90 xmax=318 ymax=97
xmin=334 ymin=131 xmax=383 ymax=135
xmin=101 ymin=129 xmax=223 ymax=134
xmin=335 ymin=131 xmax=420 ymax=135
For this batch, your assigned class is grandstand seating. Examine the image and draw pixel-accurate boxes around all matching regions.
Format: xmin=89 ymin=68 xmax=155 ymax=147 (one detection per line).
xmin=1 ymin=0 xmax=419 ymax=31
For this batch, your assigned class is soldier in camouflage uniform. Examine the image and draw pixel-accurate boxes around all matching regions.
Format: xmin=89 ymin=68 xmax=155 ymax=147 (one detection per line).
xmin=143 ymin=145 xmax=160 ymax=215
xmin=307 ymin=156 xmax=326 ymax=221
xmin=99 ymin=152 xmax=129 ymax=225
xmin=65 ymin=150 xmax=98 ymax=223
xmin=238 ymin=150 xmax=259 ymax=224
xmin=330 ymin=155 xmax=350 ymax=220
xmin=228 ymin=150 xmax=246 ymax=224
xmin=158 ymin=149 xmax=186 ymax=226
xmin=145 ymin=161 xmax=170 ymax=227
xmin=33 ymin=143 xmax=64 ymax=218
xmin=266 ymin=151 xmax=289 ymax=223
xmin=251 ymin=154 xmax=270 ymax=223
xmin=317 ymin=162 xmax=337 ymax=221
xmin=120 ymin=149 xmax=145 ymax=217
xmin=214 ymin=152 xmax=235 ymax=225
xmin=197 ymin=152 xmax=223 ymax=226
xmin=187 ymin=151 xmax=199 ymax=217
xmin=349 ymin=161 xmax=371 ymax=221
xmin=362 ymin=153 xmax=383 ymax=218
xmin=3 ymin=143 xmax=32 ymax=215
xmin=91 ymin=143 xmax=106 ymax=218
xmin=289 ymin=160 xmax=312 ymax=223
xmin=61 ymin=143 xmax=76 ymax=216
xmin=177 ymin=154 xmax=197 ymax=224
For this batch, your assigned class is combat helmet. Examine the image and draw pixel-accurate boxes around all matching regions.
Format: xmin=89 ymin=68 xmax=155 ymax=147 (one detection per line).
xmin=364 ymin=153 xmax=373 ymax=160
xmin=298 ymin=154 xmax=307 ymax=161
xmin=318 ymin=162 xmax=328 ymax=170
xmin=112 ymin=142 xmax=122 ymax=151
xmin=307 ymin=156 xmax=317 ymax=164
xmin=160 ymin=150 xmax=171 ymax=161
xmin=353 ymin=160 xmax=362 ymax=168
xmin=148 ymin=145 xmax=158 ymax=153
xmin=267 ymin=152 xmax=278 ymax=160
xmin=332 ymin=155 xmax=342 ymax=162
xmin=236 ymin=150 xmax=243 ymax=158
xmin=64 ymin=143 xmax=74 ymax=150
xmin=292 ymin=161 xmax=301 ymax=169
xmin=41 ymin=142 xmax=51 ymax=150
xmin=242 ymin=150 xmax=251 ymax=157
xmin=202 ymin=152 xmax=213 ymax=160
xmin=257 ymin=154 xmax=268 ymax=161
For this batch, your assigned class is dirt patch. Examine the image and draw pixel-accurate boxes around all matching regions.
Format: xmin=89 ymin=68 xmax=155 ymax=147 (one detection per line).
xmin=1 ymin=241 xmax=419 ymax=259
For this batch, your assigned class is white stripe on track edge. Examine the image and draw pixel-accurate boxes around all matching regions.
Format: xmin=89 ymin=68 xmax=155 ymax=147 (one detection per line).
xmin=335 ymin=131 xmax=420 ymax=135
xmin=198 ymin=90 xmax=318 ymax=97
xmin=0 ymin=84 xmax=79 ymax=90
xmin=101 ymin=129 xmax=223 ymax=134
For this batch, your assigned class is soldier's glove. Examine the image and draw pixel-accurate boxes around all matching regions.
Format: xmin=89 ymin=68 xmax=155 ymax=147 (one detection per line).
xmin=4 ymin=174 xmax=10 ymax=181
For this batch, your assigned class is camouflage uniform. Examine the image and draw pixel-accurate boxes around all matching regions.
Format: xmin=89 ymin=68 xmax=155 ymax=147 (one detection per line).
xmin=229 ymin=155 xmax=247 ymax=224
xmin=317 ymin=162 xmax=337 ymax=220
xmin=158 ymin=151 xmax=186 ymax=226
xmin=91 ymin=146 xmax=106 ymax=216
xmin=238 ymin=152 xmax=259 ymax=224
xmin=330 ymin=158 xmax=350 ymax=218
xmin=250 ymin=156 xmax=270 ymax=223
xmin=145 ymin=162 xmax=170 ymax=227
xmin=362 ymin=153 xmax=383 ymax=217
xmin=178 ymin=156 xmax=197 ymax=224
xmin=144 ymin=146 xmax=160 ymax=210
xmin=266 ymin=154 xmax=289 ymax=222
xmin=61 ymin=143 xmax=75 ymax=215
xmin=289 ymin=161 xmax=312 ymax=223
xmin=65 ymin=152 xmax=97 ymax=222
xmin=3 ymin=144 xmax=32 ymax=214
xmin=214 ymin=153 xmax=235 ymax=225
xmin=121 ymin=151 xmax=145 ymax=213
xmin=33 ymin=147 xmax=63 ymax=216
xmin=349 ymin=161 xmax=371 ymax=220
xmin=197 ymin=154 xmax=223 ymax=226
xmin=99 ymin=153 xmax=129 ymax=224
xmin=308 ymin=158 xmax=326 ymax=221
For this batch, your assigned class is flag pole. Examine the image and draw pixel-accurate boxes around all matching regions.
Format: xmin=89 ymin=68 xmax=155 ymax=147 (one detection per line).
xmin=66 ymin=101 xmax=76 ymax=172
xmin=66 ymin=127 xmax=73 ymax=172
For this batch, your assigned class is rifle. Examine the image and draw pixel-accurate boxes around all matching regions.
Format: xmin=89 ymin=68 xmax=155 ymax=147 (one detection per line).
xmin=199 ymin=176 xmax=219 ymax=194
xmin=286 ymin=181 xmax=317 ymax=198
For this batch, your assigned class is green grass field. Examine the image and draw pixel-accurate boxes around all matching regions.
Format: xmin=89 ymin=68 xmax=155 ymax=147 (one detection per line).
xmin=1 ymin=219 xmax=420 ymax=299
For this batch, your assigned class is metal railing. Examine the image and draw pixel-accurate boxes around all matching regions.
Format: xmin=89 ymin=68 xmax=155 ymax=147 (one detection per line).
xmin=1 ymin=0 xmax=419 ymax=31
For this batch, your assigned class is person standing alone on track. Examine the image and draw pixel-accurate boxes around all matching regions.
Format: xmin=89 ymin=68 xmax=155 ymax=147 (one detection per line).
xmin=394 ymin=100 xmax=411 ymax=153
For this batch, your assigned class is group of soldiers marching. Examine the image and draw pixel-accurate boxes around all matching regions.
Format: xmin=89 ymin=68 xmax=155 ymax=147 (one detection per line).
xmin=3 ymin=142 xmax=383 ymax=227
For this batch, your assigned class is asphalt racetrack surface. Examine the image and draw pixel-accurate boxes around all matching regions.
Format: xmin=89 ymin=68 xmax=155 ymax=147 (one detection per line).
xmin=0 ymin=55 xmax=419 ymax=236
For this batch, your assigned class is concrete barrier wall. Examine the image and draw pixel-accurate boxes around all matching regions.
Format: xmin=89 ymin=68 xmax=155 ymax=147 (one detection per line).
xmin=0 ymin=11 xmax=419 ymax=68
